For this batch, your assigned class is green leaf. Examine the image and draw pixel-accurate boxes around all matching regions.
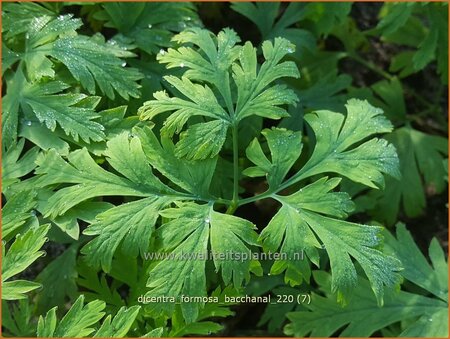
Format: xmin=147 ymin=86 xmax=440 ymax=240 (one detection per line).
xmin=285 ymin=270 xmax=447 ymax=337
xmin=244 ymin=127 xmax=302 ymax=189
xmin=400 ymin=308 xmax=448 ymax=337
xmin=47 ymin=201 xmax=113 ymax=240
xmin=2 ymin=3 xmax=54 ymax=39
xmin=379 ymin=3 xmax=448 ymax=81
xmin=175 ymin=120 xmax=229 ymax=160
xmin=134 ymin=126 xmax=217 ymax=197
xmin=233 ymin=38 xmax=300 ymax=121
xmin=48 ymin=36 xmax=142 ymax=99
xmin=286 ymin=225 xmax=448 ymax=337
xmin=36 ymin=244 xmax=79 ymax=313
xmin=19 ymin=122 xmax=70 ymax=156
xmin=34 ymin=130 xmax=216 ymax=267
xmin=94 ymin=306 xmax=140 ymax=337
xmin=37 ymin=295 xmax=106 ymax=338
xmin=159 ymin=27 xmax=241 ymax=107
xmin=369 ymin=127 xmax=448 ymax=224
xmin=300 ymin=211 xmax=402 ymax=305
xmin=34 ymin=132 xmax=173 ymax=219
xmin=82 ymin=197 xmax=172 ymax=272
xmin=2 ymin=299 xmax=35 ymax=337
xmin=231 ymin=2 xmax=315 ymax=52
xmin=146 ymin=202 xmax=259 ymax=322
xmin=294 ymin=73 xmax=351 ymax=113
xmin=376 ymin=3 xmax=415 ymax=36
xmin=9 ymin=11 xmax=143 ymax=99
xmin=299 ymin=98 xmax=399 ymax=189
xmin=412 ymin=23 xmax=438 ymax=70
xmin=140 ymin=29 xmax=300 ymax=159
xmin=97 ymin=2 xmax=199 ymax=55
xmin=230 ymin=2 xmax=281 ymax=39
xmin=139 ymin=75 xmax=230 ymax=135
xmin=2 ymin=225 xmax=50 ymax=282
xmin=2 ymin=280 xmax=42 ymax=300
xmin=262 ymin=177 xmax=402 ymax=303
xmin=2 ymin=69 xmax=105 ymax=147
xmin=76 ymin=262 xmax=124 ymax=308
xmin=245 ymin=99 xmax=402 ymax=303
xmin=385 ymin=224 xmax=448 ymax=302
xmin=2 ymin=190 xmax=37 ymax=240
xmin=370 ymin=77 xmax=407 ymax=123
xmin=2 ymin=139 xmax=39 ymax=189
xmin=304 ymin=3 xmax=353 ymax=36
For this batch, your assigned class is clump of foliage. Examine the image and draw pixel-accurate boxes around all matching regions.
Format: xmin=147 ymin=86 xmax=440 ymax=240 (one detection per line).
xmin=2 ymin=2 xmax=448 ymax=338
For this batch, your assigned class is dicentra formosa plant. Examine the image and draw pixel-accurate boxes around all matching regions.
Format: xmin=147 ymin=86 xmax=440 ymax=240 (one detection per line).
xmin=35 ymin=28 xmax=403 ymax=322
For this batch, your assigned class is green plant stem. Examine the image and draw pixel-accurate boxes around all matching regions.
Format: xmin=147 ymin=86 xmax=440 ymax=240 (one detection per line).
xmin=238 ymin=165 xmax=317 ymax=206
xmin=226 ymin=122 xmax=240 ymax=214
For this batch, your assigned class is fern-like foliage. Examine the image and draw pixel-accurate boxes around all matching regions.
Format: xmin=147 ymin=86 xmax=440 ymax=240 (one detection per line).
xmin=138 ymin=27 xmax=300 ymax=160
xmin=285 ymin=224 xmax=448 ymax=337
xmin=32 ymin=28 xmax=403 ymax=325
xmin=2 ymin=2 xmax=142 ymax=149
xmin=2 ymin=224 xmax=49 ymax=300
xmin=37 ymin=295 xmax=140 ymax=338
xmin=94 ymin=2 xmax=200 ymax=55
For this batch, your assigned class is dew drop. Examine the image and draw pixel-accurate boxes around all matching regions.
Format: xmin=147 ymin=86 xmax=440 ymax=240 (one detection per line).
xmin=180 ymin=62 xmax=185 ymax=68
xmin=159 ymin=49 xmax=166 ymax=55
xmin=121 ymin=62 xmax=127 ymax=67
xmin=286 ymin=47 xmax=294 ymax=53
xmin=205 ymin=218 xmax=210 ymax=224
xmin=25 ymin=33 xmax=29 ymax=40
xmin=428 ymin=318 xmax=433 ymax=322
xmin=57 ymin=15 xmax=64 ymax=20
xmin=25 ymin=120 xmax=32 ymax=126
xmin=268 ymin=273 xmax=271 ymax=276
xmin=30 ymin=209 xmax=37 ymax=217
xmin=148 ymin=24 xmax=153 ymax=29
